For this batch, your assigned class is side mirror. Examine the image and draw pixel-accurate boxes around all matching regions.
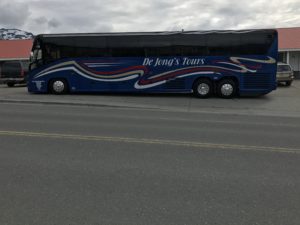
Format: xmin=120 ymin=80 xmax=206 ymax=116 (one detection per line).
xmin=29 ymin=52 xmax=34 ymax=62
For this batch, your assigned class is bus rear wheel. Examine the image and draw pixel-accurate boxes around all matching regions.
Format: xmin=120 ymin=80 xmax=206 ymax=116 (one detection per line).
xmin=193 ymin=78 xmax=213 ymax=98
xmin=217 ymin=79 xmax=237 ymax=98
xmin=49 ymin=79 xmax=69 ymax=94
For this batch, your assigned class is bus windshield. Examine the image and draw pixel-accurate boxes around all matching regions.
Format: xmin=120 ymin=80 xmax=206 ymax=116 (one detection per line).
xmin=30 ymin=43 xmax=43 ymax=70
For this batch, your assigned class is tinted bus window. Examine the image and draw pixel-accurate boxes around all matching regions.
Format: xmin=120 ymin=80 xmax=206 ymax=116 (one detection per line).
xmin=239 ymin=32 xmax=273 ymax=55
xmin=206 ymin=33 xmax=241 ymax=56
xmin=40 ymin=31 xmax=276 ymax=59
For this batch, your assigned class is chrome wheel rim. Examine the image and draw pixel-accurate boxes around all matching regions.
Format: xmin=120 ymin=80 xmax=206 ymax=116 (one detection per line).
xmin=221 ymin=83 xmax=233 ymax=96
xmin=53 ymin=81 xmax=65 ymax=93
xmin=197 ymin=83 xmax=210 ymax=96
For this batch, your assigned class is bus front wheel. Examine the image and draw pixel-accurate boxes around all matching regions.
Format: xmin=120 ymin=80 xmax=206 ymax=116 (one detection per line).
xmin=217 ymin=79 xmax=237 ymax=98
xmin=193 ymin=78 xmax=213 ymax=98
xmin=49 ymin=79 xmax=69 ymax=94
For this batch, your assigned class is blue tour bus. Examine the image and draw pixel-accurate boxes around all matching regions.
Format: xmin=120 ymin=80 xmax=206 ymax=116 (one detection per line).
xmin=27 ymin=30 xmax=278 ymax=98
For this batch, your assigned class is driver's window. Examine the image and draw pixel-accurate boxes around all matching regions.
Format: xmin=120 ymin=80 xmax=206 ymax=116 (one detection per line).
xmin=29 ymin=49 xmax=43 ymax=70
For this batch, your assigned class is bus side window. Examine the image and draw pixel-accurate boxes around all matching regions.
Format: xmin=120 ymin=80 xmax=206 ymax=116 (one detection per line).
xmin=51 ymin=49 xmax=60 ymax=59
xmin=44 ymin=44 xmax=61 ymax=63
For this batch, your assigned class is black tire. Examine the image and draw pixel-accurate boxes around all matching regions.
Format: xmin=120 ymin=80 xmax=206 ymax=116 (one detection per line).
xmin=286 ymin=81 xmax=292 ymax=86
xmin=7 ymin=82 xmax=15 ymax=87
xmin=49 ymin=79 xmax=69 ymax=94
xmin=192 ymin=78 xmax=213 ymax=98
xmin=217 ymin=79 xmax=237 ymax=98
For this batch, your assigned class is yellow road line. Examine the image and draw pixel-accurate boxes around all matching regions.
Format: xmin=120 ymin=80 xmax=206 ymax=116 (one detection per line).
xmin=0 ymin=130 xmax=299 ymax=154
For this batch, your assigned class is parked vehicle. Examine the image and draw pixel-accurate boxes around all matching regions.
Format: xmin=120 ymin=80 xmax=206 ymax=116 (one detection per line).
xmin=0 ymin=60 xmax=29 ymax=87
xmin=276 ymin=63 xmax=294 ymax=86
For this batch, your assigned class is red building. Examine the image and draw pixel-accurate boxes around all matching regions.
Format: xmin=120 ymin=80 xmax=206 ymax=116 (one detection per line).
xmin=0 ymin=39 xmax=33 ymax=85
xmin=0 ymin=39 xmax=33 ymax=61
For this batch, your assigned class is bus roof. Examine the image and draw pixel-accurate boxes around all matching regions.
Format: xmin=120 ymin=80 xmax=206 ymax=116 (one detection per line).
xmin=36 ymin=29 xmax=277 ymax=38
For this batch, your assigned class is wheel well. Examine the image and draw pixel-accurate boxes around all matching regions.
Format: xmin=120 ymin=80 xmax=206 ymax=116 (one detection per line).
xmin=192 ymin=77 xmax=214 ymax=88
xmin=218 ymin=76 xmax=239 ymax=87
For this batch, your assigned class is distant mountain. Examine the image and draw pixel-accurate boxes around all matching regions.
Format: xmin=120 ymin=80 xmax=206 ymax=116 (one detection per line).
xmin=0 ymin=28 xmax=34 ymax=40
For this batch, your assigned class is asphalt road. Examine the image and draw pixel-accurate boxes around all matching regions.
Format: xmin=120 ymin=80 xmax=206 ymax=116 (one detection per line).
xmin=1 ymin=80 xmax=300 ymax=117
xmin=0 ymin=96 xmax=300 ymax=225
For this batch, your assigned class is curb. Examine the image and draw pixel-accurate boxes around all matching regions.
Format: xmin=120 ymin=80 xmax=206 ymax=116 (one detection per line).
xmin=0 ymin=98 xmax=159 ymax=110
